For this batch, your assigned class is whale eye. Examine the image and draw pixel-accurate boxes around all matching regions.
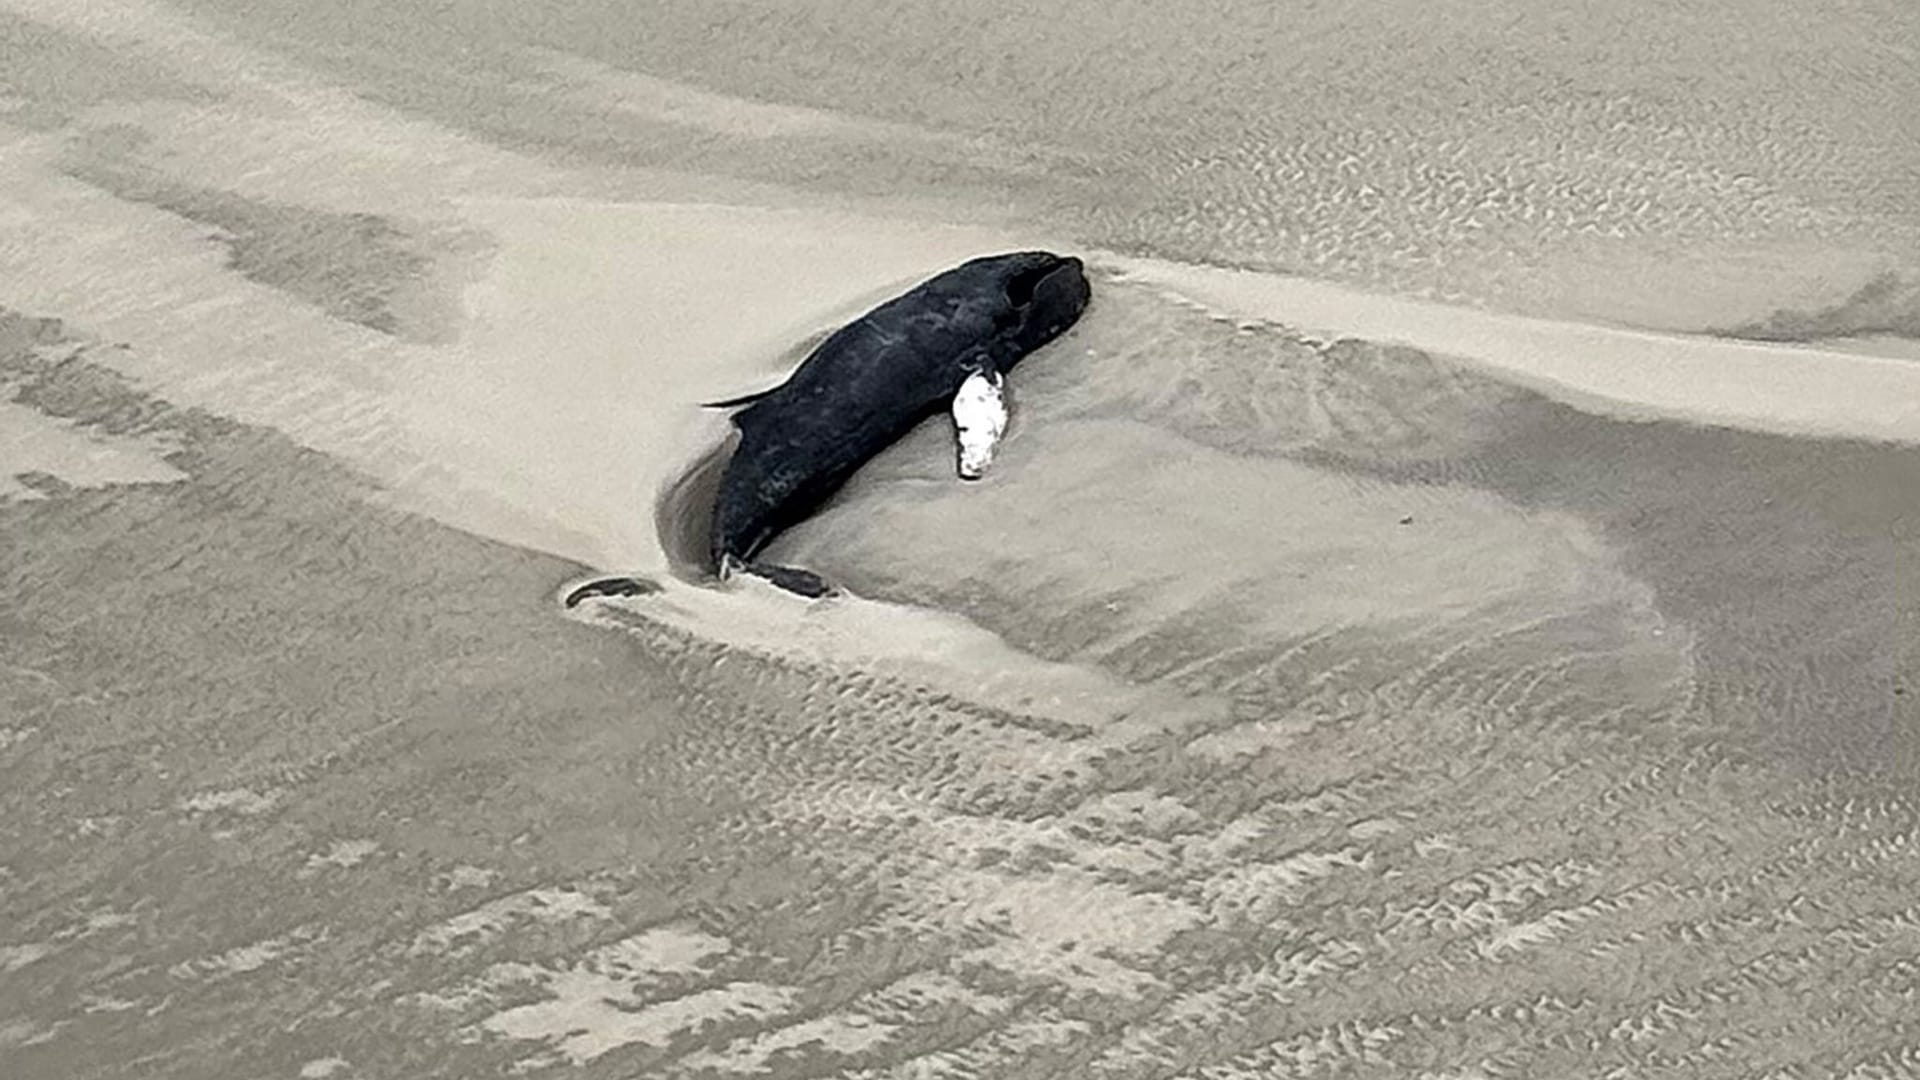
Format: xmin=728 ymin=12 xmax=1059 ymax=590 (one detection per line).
xmin=1003 ymin=261 xmax=1057 ymax=308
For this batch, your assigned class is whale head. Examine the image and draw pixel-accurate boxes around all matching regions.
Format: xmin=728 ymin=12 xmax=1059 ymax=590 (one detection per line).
xmin=963 ymin=251 xmax=1092 ymax=365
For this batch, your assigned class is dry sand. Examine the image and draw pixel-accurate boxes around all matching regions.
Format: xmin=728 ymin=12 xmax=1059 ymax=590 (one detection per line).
xmin=4 ymin=0 xmax=1920 ymax=1077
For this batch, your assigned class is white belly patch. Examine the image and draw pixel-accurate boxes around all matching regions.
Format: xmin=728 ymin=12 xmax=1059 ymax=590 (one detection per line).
xmin=950 ymin=369 xmax=1008 ymax=480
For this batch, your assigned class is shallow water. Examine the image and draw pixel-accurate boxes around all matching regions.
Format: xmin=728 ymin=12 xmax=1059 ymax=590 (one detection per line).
xmin=3 ymin=1 xmax=1919 ymax=1077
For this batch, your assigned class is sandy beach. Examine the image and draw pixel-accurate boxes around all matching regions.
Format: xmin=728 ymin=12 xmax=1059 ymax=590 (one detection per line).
xmin=4 ymin=0 xmax=1919 ymax=1076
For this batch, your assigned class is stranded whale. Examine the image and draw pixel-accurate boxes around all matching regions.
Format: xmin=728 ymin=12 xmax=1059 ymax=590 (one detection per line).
xmin=709 ymin=250 xmax=1089 ymax=597
xmin=561 ymin=251 xmax=1089 ymax=607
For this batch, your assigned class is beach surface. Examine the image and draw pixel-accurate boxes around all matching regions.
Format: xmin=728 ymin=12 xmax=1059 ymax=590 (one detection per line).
xmin=4 ymin=1 xmax=1919 ymax=1077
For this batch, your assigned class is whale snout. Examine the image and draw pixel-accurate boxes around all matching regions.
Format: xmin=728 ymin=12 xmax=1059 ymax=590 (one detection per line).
xmin=1000 ymin=253 xmax=1090 ymax=352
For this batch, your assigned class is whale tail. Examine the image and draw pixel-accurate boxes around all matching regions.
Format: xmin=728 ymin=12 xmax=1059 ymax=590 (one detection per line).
xmin=748 ymin=564 xmax=836 ymax=599
xmin=718 ymin=553 xmax=835 ymax=599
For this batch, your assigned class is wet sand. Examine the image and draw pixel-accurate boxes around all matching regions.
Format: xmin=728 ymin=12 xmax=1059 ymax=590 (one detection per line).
xmin=5 ymin=0 xmax=1920 ymax=1077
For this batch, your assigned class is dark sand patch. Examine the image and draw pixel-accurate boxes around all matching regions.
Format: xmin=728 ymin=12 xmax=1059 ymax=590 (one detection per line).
xmin=1473 ymin=403 xmax=1920 ymax=778
xmin=651 ymin=430 xmax=734 ymax=580
xmin=1718 ymin=270 xmax=1920 ymax=344
xmin=62 ymin=125 xmax=491 ymax=342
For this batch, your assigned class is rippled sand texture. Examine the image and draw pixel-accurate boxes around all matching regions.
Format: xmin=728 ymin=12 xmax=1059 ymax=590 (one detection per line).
xmin=4 ymin=0 xmax=1920 ymax=1078
xmin=166 ymin=0 xmax=1920 ymax=334
xmin=7 ymin=306 xmax=1920 ymax=1077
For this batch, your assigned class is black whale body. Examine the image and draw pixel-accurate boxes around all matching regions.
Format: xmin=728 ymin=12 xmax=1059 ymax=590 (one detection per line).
xmin=706 ymin=251 xmax=1091 ymax=597
xmin=559 ymin=251 xmax=1090 ymax=609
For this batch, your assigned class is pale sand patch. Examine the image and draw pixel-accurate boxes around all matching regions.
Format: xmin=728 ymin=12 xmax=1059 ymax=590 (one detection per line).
xmin=460 ymin=922 xmax=752 ymax=1060
xmin=678 ymin=1013 xmax=896 ymax=1074
xmin=587 ymin=925 xmax=734 ymax=977
xmin=178 ymin=786 xmax=279 ymax=816
xmin=0 ymin=942 xmax=57 ymax=972
xmin=438 ymin=865 xmax=500 ymax=892
xmin=411 ymin=926 xmax=733 ymax=1028
xmin=299 ymin=839 xmax=379 ymax=875
xmin=482 ymin=979 xmax=798 ymax=1064
xmin=0 ymin=1018 xmax=63 ymax=1048
xmin=0 ymin=399 xmax=185 ymax=500
xmin=407 ymin=886 xmax=610 ymax=958
xmin=167 ymin=927 xmax=320 ymax=981
xmin=1111 ymin=256 xmax=1920 ymax=443
xmin=79 ymin=910 xmax=136 ymax=933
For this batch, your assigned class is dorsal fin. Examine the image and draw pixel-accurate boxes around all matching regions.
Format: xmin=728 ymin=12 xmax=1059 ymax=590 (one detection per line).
xmin=702 ymin=384 xmax=781 ymax=409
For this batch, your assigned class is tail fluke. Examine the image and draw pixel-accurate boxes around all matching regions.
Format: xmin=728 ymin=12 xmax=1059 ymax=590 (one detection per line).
xmin=717 ymin=553 xmax=835 ymax=598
